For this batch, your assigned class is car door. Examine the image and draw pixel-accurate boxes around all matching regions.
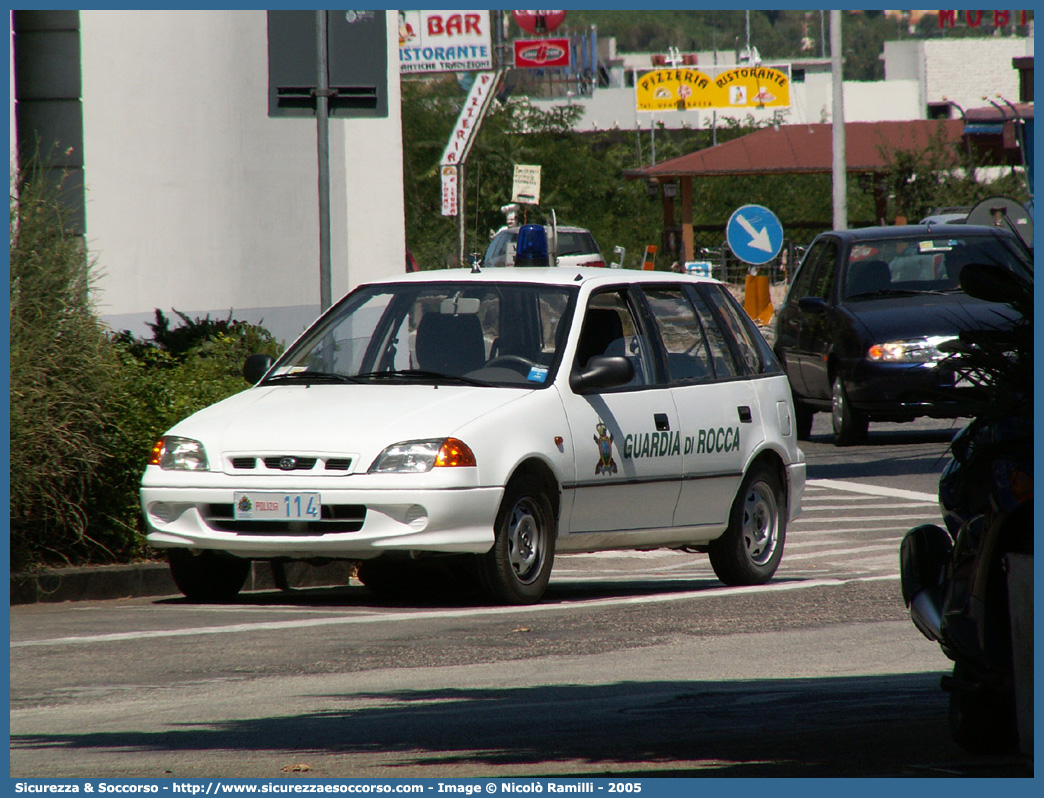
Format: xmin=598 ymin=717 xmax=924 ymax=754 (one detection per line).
xmin=778 ymin=237 xmax=841 ymax=401
xmin=796 ymin=238 xmax=841 ymax=400
xmin=641 ymin=284 xmax=763 ymax=528
xmin=560 ymin=287 xmax=682 ymax=536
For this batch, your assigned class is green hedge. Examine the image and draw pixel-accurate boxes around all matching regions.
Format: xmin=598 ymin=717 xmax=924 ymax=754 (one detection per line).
xmin=10 ymin=170 xmax=282 ymax=570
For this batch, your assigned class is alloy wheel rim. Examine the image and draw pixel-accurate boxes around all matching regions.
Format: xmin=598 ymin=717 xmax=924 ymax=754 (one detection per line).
xmin=832 ymin=379 xmax=845 ymax=432
xmin=742 ymin=482 xmax=779 ymax=566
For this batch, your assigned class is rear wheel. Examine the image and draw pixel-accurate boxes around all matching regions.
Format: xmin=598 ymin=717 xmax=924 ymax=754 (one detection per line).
xmin=831 ymin=374 xmax=868 ymax=446
xmin=168 ymin=550 xmax=250 ymax=601
xmin=477 ymin=475 xmax=555 ymax=604
xmin=709 ymin=464 xmax=786 ymax=586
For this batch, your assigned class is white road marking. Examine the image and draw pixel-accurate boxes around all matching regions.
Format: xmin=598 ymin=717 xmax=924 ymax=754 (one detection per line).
xmin=13 ymin=575 xmax=898 ymax=649
xmin=794 ymin=513 xmax=939 ymax=523
xmin=782 ymin=543 xmax=903 ymax=562
xmin=806 ymin=478 xmax=936 ymax=503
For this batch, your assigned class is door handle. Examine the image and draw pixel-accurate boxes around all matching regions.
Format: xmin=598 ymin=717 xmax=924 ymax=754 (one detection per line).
xmin=654 ymin=413 xmax=670 ymax=431
xmin=737 ymin=406 xmax=752 ymax=423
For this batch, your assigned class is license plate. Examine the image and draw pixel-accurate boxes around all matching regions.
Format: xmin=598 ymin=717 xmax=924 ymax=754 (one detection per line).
xmin=234 ymin=492 xmax=321 ymax=520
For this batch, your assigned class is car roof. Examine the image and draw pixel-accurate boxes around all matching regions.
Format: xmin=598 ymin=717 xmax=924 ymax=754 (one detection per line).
xmin=499 ymin=225 xmax=590 ymax=235
xmin=817 ymin=223 xmax=1020 ymax=243
xmin=363 ymin=267 xmax=720 ymax=289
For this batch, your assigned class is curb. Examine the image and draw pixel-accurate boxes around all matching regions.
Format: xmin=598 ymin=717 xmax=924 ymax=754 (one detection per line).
xmin=10 ymin=560 xmax=356 ymax=605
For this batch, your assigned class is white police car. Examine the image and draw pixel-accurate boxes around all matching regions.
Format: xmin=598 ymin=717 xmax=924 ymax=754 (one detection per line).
xmin=141 ymin=266 xmax=805 ymax=604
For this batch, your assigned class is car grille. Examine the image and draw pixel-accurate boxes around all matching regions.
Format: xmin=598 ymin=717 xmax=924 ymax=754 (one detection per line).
xmin=203 ymin=503 xmax=366 ymax=535
xmin=229 ymin=456 xmax=353 ymax=473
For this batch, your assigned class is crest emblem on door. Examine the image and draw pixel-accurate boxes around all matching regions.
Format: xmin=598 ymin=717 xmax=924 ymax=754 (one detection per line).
xmin=593 ymin=421 xmax=618 ymax=475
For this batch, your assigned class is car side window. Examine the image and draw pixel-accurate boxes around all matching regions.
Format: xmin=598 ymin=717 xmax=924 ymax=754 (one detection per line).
xmin=789 ymin=244 xmax=821 ymax=300
xmin=809 ymin=240 xmax=840 ymax=301
xmin=789 ymin=238 xmax=838 ymax=302
xmin=574 ymin=290 xmax=655 ymax=388
xmin=688 ymin=287 xmax=740 ymax=379
xmin=700 ymin=284 xmax=771 ymax=375
xmin=641 ymin=287 xmax=714 ymax=384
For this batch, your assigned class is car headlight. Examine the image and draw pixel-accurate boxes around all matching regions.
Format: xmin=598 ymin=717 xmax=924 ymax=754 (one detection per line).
xmin=867 ymin=335 xmax=957 ymax=364
xmin=368 ymin=438 xmax=476 ymax=473
xmin=149 ymin=436 xmax=209 ymax=471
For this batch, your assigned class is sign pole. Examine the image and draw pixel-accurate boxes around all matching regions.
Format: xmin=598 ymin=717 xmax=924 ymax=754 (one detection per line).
xmin=457 ymin=162 xmax=466 ymax=267
xmin=315 ymin=10 xmax=333 ymax=311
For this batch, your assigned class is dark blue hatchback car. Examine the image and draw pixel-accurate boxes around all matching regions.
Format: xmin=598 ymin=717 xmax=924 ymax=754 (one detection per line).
xmin=773 ymin=224 xmax=1032 ymax=445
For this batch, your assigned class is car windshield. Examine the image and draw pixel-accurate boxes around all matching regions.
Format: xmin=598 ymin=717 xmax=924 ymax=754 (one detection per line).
xmin=843 ymin=233 xmax=1033 ymax=300
xmin=557 ymin=231 xmax=598 ymax=256
xmin=266 ymin=281 xmax=577 ymax=388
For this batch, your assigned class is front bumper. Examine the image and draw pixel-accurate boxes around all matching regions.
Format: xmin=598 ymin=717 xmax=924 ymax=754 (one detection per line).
xmin=844 ymin=360 xmax=970 ymax=419
xmin=141 ymin=479 xmax=503 ymax=559
xmin=786 ymin=457 xmax=806 ymax=522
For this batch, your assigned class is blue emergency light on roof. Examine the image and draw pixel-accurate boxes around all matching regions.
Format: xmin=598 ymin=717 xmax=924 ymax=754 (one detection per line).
xmin=515 ymin=224 xmax=550 ymax=267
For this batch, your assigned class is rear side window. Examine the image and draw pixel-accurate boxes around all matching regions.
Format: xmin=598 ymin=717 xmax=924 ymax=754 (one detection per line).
xmin=558 ymin=231 xmax=599 ymax=256
xmin=641 ymin=287 xmax=714 ymax=383
xmin=699 ymin=284 xmax=780 ymax=375
xmin=688 ymin=288 xmax=740 ymax=379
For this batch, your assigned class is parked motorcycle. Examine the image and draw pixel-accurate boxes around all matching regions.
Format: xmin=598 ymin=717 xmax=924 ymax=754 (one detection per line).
xmin=900 ymin=259 xmax=1033 ymax=754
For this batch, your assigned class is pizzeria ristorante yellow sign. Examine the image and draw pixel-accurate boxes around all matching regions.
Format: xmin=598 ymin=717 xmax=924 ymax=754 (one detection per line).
xmin=635 ymin=65 xmax=791 ymax=112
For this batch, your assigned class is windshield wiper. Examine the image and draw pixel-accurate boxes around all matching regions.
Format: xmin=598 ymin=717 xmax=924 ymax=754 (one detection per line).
xmin=846 ymin=288 xmax=934 ymax=299
xmin=355 ymin=369 xmax=488 ymax=387
xmin=263 ymin=371 xmax=361 ymax=385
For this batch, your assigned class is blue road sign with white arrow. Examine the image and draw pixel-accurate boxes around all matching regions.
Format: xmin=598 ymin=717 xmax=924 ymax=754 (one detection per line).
xmin=726 ymin=204 xmax=784 ymax=265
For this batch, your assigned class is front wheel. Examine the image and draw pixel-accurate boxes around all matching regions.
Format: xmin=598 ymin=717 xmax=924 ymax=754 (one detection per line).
xmin=168 ymin=549 xmax=250 ymax=601
xmin=477 ymin=476 xmax=556 ymax=604
xmin=831 ymin=374 xmax=868 ymax=446
xmin=709 ymin=464 xmax=786 ymax=586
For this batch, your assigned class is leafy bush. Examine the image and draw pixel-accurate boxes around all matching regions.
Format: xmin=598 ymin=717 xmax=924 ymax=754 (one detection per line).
xmin=10 ymin=165 xmax=283 ymax=569
xmin=84 ymin=314 xmax=283 ymax=564
xmin=10 ymin=169 xmax=118 ymax=569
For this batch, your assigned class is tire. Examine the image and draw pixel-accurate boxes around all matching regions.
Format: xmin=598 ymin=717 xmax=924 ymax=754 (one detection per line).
xmin=168 ymin=549 xmax=250 ymax=602
xmin=477 ymin=475 xmax=556 ymax=604
xmin=948 ymin=660 xmax=1018 ymax=754
xmin=831 ymin=374 xmax=868 ymax=446
xmin=709 ymin=464 xmax=786 ymax=586
xmin=794 ymin=401 xmax=814 ymax=440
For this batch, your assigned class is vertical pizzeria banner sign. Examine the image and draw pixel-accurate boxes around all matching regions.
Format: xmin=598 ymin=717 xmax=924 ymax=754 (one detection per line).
xmin=440 ymin=71 xmax=499 ymax=215
xmin=398 ymin=10 xmax=493 ymax=73
xmin=635 ymin=65 xmax=792 ymax=111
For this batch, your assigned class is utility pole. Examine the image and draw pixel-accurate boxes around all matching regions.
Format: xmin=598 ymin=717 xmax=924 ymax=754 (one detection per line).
xmin=315 ymin=10 xmax=333 ymax=312
xmin=830 ymin=10 xmax=848 ymax=230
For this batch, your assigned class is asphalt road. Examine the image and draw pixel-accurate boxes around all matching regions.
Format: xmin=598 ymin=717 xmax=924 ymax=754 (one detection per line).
xmin=9 ymin=416 xmax=1032 ymax=779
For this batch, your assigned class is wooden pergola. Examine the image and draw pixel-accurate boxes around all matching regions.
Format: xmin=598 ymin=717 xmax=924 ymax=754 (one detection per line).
xmin=623 ymin=120 xmax=965 ymax=262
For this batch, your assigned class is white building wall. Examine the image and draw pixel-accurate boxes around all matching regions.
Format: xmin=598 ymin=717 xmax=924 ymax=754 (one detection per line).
xmin=884 ymin=38 xmax=1033 ymax=113
xmin=841 ymin=80 xmax=923 ymax=122
xmin=80 ymin=10 xmax=404 ymax=346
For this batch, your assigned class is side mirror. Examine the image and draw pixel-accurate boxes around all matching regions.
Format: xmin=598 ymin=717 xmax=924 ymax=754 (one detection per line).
xmin=958 ymin=262 xmax=1031 ymax=306
xmin=243 ymin=353 xmax=275 ymax=385
xmin=569 ymin=355 xmax=635 ymax=394
xmin=797 ymin=296 xmax=829 ymax=313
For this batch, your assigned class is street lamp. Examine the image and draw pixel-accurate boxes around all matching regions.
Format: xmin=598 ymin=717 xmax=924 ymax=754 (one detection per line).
xmin=941 ymin=95 xmax=973 ymax=164
xmin=984 ymin=94 xmax=1031 ymax=198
